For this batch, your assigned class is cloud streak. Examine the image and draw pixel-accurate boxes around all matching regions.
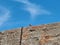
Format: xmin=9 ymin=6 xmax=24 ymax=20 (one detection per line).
xmin=15 ymin=0 xmax=51 ymax=19
xmin=0 ymin=6 xmax=10 ymax=26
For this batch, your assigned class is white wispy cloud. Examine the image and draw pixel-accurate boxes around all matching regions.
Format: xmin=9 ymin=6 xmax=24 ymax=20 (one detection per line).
xmin=0 ymin=6 xmax=10 ymax=26
xmin=14 ymin=0 xmax=51 ymax=19
xmin=15 ymin=0 xmax=29 ymax=4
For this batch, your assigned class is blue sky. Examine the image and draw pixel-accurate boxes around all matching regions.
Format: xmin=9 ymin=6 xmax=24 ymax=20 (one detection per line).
xmin=0 ymin=0 xmax=60 ymax=31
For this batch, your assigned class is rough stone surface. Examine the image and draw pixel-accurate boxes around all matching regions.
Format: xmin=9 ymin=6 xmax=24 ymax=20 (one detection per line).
xmin=0 ymin=22 xmax=60 ymax=45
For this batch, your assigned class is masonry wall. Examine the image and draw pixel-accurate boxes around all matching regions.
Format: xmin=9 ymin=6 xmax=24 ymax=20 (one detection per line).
xmin=0 ymin=29 xmax=21 ymax=45
xmin=0 ymin=23 xmax=60 ymax=45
